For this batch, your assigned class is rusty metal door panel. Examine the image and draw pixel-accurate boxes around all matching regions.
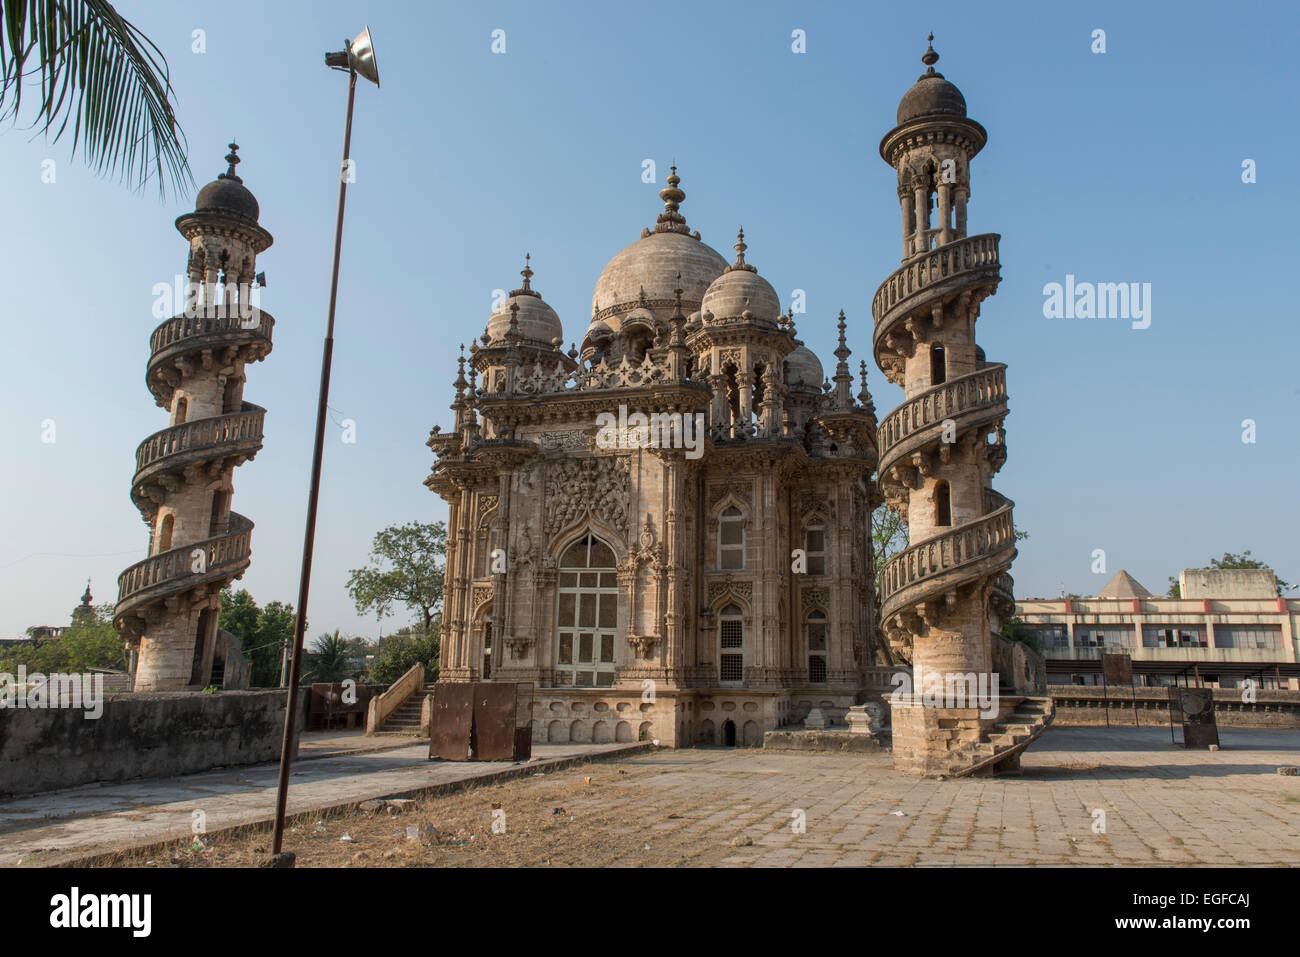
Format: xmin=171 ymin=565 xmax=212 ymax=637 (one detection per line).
xmin=430 ymin=683 xmax=474 ymax=760
xmin=472 ymin=682 xmax=518 ymax=761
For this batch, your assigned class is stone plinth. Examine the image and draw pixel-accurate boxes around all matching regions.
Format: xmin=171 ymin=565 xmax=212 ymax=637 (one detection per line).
xmin=890 ymin=700 xmax=999 ymax=775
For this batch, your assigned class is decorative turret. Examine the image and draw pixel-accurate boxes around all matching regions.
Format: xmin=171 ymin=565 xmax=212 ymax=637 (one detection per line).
xmin=114 ymin=145 xmax=275 ymax=691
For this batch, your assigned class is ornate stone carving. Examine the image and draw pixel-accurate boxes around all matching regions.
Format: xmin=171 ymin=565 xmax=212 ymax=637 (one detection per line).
xmin=708 ymin=482 xmax=752 ymax=509
xmin=626 ymin=634 xmax=661 ymax=659
xmin=503 ymin=636 xmax=534 ymax=660
xmin=707 ymin=577 xmax=753 ymax=605
xmin=801 ymin=587 xmax=829 ymax=611
xmin=539 ymin=429 xmax=590 ymax=451
xmin=544 ymin=456 xmax=630 ymax=537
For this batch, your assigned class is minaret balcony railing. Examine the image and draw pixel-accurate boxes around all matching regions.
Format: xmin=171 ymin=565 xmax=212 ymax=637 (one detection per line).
xmin=872 ymin=233 xmax=1000 ymax=328
xmin=115 ymin=512 xmax=254 ymax=614
xmin=133 ymin=406 xmax=266 ymax=484
xmin=148 ymin=310 xmax=275 ymax=362
xmin=877 ymin=364 xmax=1006 ymax=469
xmin=879 ymin=504 xmax=1015 ymax=612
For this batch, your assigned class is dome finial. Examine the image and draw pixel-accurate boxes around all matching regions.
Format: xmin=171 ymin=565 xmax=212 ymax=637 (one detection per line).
xmin=521 ymin=252 xmax=533 ymax=291
xmin=655 ymin=164 xmax=689 ymax=233
xmin=219 ymin=141 xmax=243 ymax=183
xmin=734 ymin=227 xmax=747 ymax=265
xmin=922 ymin=32 xmax=939 ymax=71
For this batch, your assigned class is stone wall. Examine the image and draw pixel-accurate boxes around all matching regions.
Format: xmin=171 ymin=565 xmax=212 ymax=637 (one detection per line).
xmin=0 ymin=689 xmax=297 ymax=797
xmin=1049 ymin=686 xmax=1300 ymax=729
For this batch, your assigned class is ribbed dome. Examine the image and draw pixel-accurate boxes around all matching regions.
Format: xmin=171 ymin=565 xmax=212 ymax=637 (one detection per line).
xmin=700 ymin=228 xmax=780 ymax=323
xmin=785 ymin=345 xmax=823 ymax=388
xmin=591 ymin=230 xmax=727 ymax=318
xmin=195 ymin=143 xmax=260 ymax=222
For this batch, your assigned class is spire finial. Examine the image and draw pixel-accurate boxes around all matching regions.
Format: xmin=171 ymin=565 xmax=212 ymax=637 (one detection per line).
xmin=834 ymin=309 xmax=851 ymax=362
xmin=656 ymin=164 xmax=688 ymax=233
xmin=734 ymin=227 xmax=747 ymax=265
xmin=922 ymin=32 xmax=939 ymax=71
xmin=219 ymin=142 xmax=243 ymax=182
xmin=521 ymin=252 xmax=533 ymax=291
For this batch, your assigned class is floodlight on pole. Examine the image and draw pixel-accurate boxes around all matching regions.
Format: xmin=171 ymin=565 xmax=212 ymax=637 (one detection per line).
xmin=267 ymin=26 xmax=379 ymax=866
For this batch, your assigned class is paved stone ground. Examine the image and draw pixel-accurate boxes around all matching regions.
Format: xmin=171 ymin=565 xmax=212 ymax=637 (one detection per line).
xmin=0 ymin=741 xmax=639 ymax=867
xmin=3 ymin=726 xmax=1297 ymax=867
xmin=546 ymin=726 xmax=1300 ymax=866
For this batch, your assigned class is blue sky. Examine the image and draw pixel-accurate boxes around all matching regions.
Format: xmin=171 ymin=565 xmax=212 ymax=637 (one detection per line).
xmin=2 ymin=0 xmax=1297 ymax=638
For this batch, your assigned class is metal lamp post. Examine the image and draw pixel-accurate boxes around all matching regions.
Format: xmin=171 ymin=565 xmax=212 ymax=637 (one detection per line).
xmin=268 ymin=26 xmax=380 ymax=865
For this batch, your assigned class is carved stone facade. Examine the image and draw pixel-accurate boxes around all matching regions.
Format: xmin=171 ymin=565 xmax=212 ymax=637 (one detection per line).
xmin=428 ymin=174 xmax=881 ymax=746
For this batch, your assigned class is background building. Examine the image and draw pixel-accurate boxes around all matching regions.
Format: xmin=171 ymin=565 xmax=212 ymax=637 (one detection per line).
xmin=1016 ymin=569 xmax=1300 ymax=689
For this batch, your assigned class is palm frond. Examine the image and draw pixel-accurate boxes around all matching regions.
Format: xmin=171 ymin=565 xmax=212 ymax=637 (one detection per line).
xmin=0 ymin=0 xmax=191 ymax=198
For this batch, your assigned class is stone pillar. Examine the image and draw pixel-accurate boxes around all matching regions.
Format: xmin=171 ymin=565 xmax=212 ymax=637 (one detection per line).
xmin=900 ymin=191 xmax=916 ymax=258
xmin=913 ymin=186 xmax=930 ymax=255
xmin=937 ymin=184 xmax=953 ymax=246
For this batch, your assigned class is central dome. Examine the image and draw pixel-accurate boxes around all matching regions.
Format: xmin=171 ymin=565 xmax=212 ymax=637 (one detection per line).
xmin=591 ymin=230 xmax=728 ymax=317
xmin=587 ymin=167 xmax=727 ymax=339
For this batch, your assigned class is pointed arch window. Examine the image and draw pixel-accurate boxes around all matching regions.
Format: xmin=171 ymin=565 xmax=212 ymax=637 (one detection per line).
xmin=718 ymin=506 xmax=745 ymax=570
xmin=555 ymin=534 xmax=618 ymax=688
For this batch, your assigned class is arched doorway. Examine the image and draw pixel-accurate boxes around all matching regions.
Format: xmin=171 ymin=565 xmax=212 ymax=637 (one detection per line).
xmin=723 ymin=719 xmax=737 ymax=747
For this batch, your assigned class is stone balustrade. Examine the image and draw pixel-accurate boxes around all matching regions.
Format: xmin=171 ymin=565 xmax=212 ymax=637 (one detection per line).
xmin=872 ymin=232 xmax=1000 ymax=328
xmin=149 ymin=310 xmax=274 ymax=358
xmin=880 ymin=504 xmax=1016 ymax=612
xmin=134 ymin=405 xmax=265 ymax=480
xmin=877 ymin=364 xmax=1006 ymax=466
xmin=115 ymin=512 xmax=253 ymax=612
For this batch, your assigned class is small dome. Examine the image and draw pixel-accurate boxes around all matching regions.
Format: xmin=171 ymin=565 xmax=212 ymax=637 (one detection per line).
xmin=785 ymin=345 xmax=823 ymax=388
xmin=896 ymin=37 xmax=967 ymax=125
xmin=485 ymin=256 xmax=563 ymax=346
xmin=700 ymin=228 xmax=780 ymax=324
xmin=195 ymin=143 xmax=260 ymax=222
xmin=486 ymin=295 xmax=563 ymax=345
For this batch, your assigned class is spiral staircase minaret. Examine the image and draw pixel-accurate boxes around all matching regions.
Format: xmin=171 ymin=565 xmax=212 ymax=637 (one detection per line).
xmin=874 ymin=39 xmax=1050 ymax=774
xmin=114 ymin=145 xmax=275 ymax=691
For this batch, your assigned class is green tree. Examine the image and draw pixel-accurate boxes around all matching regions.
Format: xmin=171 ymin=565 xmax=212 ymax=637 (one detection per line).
xmin=0 ymin=0 xmax=191 ymax=196
xmin=308 ymin=629 xmax=351 ymax=683
xmin=0 ymin=602 xmax=124 ymax=673
xmin=871 ymin=505 xmax=907 ymax=576
xmin=217 ymin=589 xmax=295 ymax=688
xmin=369 ymin=625 xmax=440 ymax=687
xmin=347 ymin=521 xmax=447 ymax=635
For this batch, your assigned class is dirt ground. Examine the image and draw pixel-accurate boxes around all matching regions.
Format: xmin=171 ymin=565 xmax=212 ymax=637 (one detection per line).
xmin=91 ymin=758 xmax=736 ymax=868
